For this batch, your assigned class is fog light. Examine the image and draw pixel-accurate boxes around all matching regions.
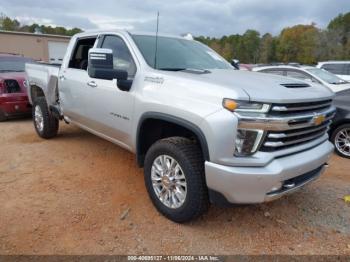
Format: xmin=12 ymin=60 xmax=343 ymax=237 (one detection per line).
xmin=269 ymin=182 xmax=283 ymax=193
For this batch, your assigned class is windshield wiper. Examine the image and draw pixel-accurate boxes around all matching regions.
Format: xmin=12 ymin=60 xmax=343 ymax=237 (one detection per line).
xmin=158 ymin=68 xmax=187 ymax=71
xmin=330 ymin=81 xmax=347 ymax=85
xmin=158 ymin=68 xmax=211 ymax=74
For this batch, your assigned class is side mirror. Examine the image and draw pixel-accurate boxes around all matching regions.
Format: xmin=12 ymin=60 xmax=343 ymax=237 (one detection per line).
xmin=88 ymin=48 xmax=128 ymax=81
xmin=231 ymin=59 xmax=240 ymax=70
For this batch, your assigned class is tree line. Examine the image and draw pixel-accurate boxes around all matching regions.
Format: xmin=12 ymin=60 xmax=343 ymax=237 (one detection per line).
xmin=1 ymin=12 xmax=349 ymax=64
xmin=0 ymin=13 xmax=82 ymax=36
xmin=196 ymin=12 xmax=350 ymax=64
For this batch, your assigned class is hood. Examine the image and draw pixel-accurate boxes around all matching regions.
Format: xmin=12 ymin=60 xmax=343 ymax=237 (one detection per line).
xmin=162 ymin=69 xmax=334 ymax=103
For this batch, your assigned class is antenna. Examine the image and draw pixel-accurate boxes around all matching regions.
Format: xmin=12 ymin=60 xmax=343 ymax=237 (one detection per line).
xmin=154 ymin=11 xmax=159 ymax=69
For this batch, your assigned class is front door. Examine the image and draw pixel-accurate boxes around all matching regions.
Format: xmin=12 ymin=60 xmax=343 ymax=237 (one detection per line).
xmin=84 ymin=34 xmax=137 ymax=148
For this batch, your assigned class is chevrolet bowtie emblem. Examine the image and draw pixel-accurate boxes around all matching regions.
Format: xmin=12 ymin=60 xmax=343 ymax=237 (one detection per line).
xmin=313 ymin=115 xmax=326 ymax=126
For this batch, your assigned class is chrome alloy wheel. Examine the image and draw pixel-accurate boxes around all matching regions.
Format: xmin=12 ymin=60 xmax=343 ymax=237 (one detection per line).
xmin=335 ymin=128 xmax=350 ymax=157
xmin=151 ymin=155 xmax=187 ymax=209
xmin=34 ymin=105 xmax=44 ymax=132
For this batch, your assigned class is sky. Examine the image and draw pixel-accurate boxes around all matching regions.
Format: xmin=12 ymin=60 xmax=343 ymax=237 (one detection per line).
xmin=0 ymin=0 xmax=349 ymax=37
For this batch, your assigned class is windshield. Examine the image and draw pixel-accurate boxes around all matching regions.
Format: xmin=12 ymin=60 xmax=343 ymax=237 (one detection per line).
xmin=306 ymin=68 xmax=347 ymax=84
xmin=132 ymin=35 xmax=231 ymax=71
xmin=0 ymin=57 xmax=33 ymax=72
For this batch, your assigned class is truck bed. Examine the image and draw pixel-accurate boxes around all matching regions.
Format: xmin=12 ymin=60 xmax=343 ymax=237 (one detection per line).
xmin=25 ymin=63 xmax=61 ymax=106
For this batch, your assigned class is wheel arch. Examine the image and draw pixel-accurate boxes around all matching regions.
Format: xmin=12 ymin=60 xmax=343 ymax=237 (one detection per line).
xmin=330 ymin=117 xmax=350 ymax=137
xmin=136 ymin=112 xmax=210 ymax=167
xmin=29 ymin=85 xmax=46 ymax=104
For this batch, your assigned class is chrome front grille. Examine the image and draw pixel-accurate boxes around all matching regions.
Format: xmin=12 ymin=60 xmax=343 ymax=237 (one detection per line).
xmin=260 ymin=100 xmax=335 ymax=152
xmin=261 ymin=121 xmax=330 ymax=151
xmin=270 ymin=100 xmax=332 ymax=115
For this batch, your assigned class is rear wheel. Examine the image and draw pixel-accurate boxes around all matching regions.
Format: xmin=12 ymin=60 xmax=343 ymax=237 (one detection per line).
xmin=144 ymin=137 xmax=209 ymax=223
xmin=331 ymin=124 xmax=350 ymax=159
xmin=32 ymin=97 xmax=59 ymax=139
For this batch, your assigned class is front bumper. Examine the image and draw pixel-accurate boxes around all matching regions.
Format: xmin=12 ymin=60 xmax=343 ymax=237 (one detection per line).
xmin=205 ymin=140 xmax=334 ymax=205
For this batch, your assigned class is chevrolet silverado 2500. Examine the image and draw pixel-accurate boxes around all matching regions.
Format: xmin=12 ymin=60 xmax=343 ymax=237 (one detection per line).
xmin=25 ymin=31 xmax=335 ymax=222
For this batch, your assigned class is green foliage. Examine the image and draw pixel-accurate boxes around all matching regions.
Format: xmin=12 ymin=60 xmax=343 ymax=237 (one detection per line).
xmin=195 ymin=12 xmax=350 ymax=64
xmin=0 ymin=14 xmax=83 ymax=36
xmin=0 ymin=14 xmax=20 ymax=31
xmin=1 ymin=11 xmax=350 ymax=63
xmin=259 ymin=33 xmax=276 ymax=63
xmin=276 ymin=24 xmax=320 ymax=64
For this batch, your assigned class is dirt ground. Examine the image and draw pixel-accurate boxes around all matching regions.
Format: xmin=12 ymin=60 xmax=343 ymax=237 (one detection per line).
xmin=0 ymin=118 xmax=349 ymax=255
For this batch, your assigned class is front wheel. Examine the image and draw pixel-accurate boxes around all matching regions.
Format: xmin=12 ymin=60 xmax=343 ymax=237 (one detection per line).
xmin=331 ymin=124 xmax=350 ymax=159
xmin=32 ymin=97 xmax=59 ymax=139
xmin=144 ymin=137 xmax=209 ymax=223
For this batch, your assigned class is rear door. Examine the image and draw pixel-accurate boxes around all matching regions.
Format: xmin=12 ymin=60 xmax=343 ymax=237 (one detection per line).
xmin=83 ymin=34 xmax=137 ymax=147
xmin=58 ymin=36 xmax=98 ymax=125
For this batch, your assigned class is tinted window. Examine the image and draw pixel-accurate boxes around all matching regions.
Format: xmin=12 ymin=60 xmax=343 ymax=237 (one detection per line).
xmin=306 ymin=68 xmax=346 ymax=84
xmin=286 ymin=70 xmax=312 ymax=81
xmin=321 ymin=64 xmax=348 ymax=75
xmin=69 ymin=37 xmax=97 ymax=70
xmin=132 ymin=35 xmax=231 ymax=70
xmin=101 ymin=35 xmax=136 ymax=77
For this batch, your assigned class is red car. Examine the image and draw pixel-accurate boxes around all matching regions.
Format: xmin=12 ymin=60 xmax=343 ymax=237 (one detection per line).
xmin=0 ymin=54 xmax=34 ymax=121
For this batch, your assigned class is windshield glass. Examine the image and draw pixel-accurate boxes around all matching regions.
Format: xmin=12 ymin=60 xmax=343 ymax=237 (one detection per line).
xmin=306 ymin=68 xmax=347 ymax=84
xmin=0 ymin=57 xmax=33 ymax=72
xmin=132 ymin=35 xmax=231 ymax=71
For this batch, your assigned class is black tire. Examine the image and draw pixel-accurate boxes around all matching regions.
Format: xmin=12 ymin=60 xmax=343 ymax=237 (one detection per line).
xmin=32 ymin=97 xmax=59 ymax=139
xmin=331 ymin=124 xmax=350 ymax=159
xmin=144 ymin=137 xmax=209 ymax=223
xmin=0 ymin=109 xmax=6 ymax=122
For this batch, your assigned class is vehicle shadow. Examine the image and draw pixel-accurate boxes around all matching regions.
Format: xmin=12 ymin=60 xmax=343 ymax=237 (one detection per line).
xmin=1 ymin=115 xmax=32 ymax=123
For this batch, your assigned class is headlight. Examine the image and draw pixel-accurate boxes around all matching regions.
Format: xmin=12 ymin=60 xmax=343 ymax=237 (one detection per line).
xmin=235 ymin=129 xmax=264 ymax=156
xmin=222 ymin=99 xmax=269 ymax=156
xmin=223 ymin=99 xmax=270 ymax=113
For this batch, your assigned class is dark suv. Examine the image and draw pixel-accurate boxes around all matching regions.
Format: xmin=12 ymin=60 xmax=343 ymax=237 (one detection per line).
xmin=330 ymin=89 xmax=350 ymax=158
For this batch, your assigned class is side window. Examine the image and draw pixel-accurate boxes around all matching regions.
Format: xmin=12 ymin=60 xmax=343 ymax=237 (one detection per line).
xmin=286 ymin=70 xmax=312 ymax=81
xmin=261 ymin=69 xmax=285 ymax=76
xmin=101 ymin=35 xmax=136 ymax=77
xmin=321 ymin=64 xmax=345 ymax=75
xmin=69 ymin=37 xmax=97 ymax=70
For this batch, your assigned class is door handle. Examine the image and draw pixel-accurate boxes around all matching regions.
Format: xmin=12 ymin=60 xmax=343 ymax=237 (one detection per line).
xmin=87 ymin=81 xmax=97 ymax=88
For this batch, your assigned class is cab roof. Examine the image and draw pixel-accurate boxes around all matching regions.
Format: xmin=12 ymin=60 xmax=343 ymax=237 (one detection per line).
xmin=73 ymin=29 xmax=191 ymax=40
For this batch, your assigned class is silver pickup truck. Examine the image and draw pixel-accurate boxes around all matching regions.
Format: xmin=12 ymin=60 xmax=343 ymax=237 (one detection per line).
xmin=26 ymin=30 xmax=335 ymax=222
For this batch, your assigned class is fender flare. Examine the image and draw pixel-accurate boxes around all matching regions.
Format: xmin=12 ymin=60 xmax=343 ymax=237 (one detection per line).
xmin=136 ymin=112 xmax=210 ymax=166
